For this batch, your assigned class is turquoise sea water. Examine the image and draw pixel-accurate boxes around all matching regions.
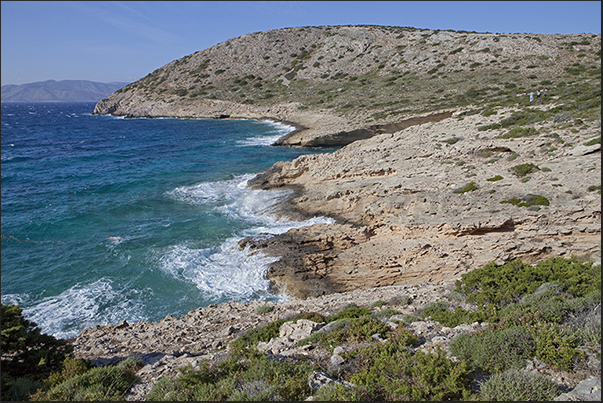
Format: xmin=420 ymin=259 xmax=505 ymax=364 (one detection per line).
xmin=1 ymin=102 xmax=335 ymax=339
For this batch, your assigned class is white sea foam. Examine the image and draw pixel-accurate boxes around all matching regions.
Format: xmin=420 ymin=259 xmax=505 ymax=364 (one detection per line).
xmin=236 ymin=120 xmax=295 ymax=147
xmin=168 ymin=174 xmax=257 ymax=205
xmin=4 ymin=279 xmax=147 ymax=339
xmin=159 ymin=239 xmax=283 ymax=302
xmin=163 ymin=175 xmax=334 ymax=300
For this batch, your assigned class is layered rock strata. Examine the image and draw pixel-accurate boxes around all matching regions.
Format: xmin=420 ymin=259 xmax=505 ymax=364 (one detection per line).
xmin=245 ymin=107 xmax=601 ymax=299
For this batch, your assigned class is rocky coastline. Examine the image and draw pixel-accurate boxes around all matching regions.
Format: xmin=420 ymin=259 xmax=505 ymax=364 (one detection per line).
xmin=74 ymin=25 xmax=600 ymax=400
xmin=74 ymin=103 xmax=600 ymax=400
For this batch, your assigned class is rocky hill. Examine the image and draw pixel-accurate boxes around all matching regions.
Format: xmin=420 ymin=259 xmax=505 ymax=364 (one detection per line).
xmin=94 ymin=25 xmax=600 ymax=144
xmin=1 ymin=80 xmax=129 ymax=103
xmin=79 ymin=25 xmax=601 ymax=400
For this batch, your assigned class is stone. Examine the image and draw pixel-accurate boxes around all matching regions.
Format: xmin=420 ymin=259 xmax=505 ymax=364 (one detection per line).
xmin=308 ymin=371 xmax=354 ymax=393
xmin=330 ymin=354 xmax=345 ymax=367
xmin=554 ymin=377 xmax=601 ymax=401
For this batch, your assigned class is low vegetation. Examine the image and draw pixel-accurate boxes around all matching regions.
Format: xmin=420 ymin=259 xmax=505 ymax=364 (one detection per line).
xmin=2 ymin=256 xmax=599 ymax=401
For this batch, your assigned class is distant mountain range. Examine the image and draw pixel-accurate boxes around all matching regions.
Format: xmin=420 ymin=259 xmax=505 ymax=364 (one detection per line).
xmin=1 ymin=80 xmax=130 ymax=103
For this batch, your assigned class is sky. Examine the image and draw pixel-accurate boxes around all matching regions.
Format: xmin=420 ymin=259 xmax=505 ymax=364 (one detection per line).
xmin=1 ymin=1 xmax=601 ymax=86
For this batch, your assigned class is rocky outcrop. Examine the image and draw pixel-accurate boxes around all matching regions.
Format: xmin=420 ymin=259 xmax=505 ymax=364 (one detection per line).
xmin=274 ymin=110 xmax=454 ymax=147
xmin=246 ymin=107 xmax=601 ymax=299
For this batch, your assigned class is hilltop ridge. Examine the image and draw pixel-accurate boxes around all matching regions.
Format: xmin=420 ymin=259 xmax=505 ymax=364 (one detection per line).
xmin=93 ymin=25 xmax=601 ymax=145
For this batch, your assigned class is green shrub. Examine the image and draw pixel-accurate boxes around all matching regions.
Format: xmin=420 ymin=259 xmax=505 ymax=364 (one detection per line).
xmin=315 ymin=383 xmax=364 ymax=401
xmin=481 ymin=107 xmax=497 ymax=117
xmin=566 ymin=290 xmax=601 ymax=346
xmin=499 ymin=126 xmax=539 ymax=138
xmin=455 ymin=257 xmax=600 ymax=309
xmin=3 ymin=377 xmax=44 ymax=402
xmin=498 ymin=110 xmax=549 ymax=128
xmin=43 ymin=357 xmax=92 ymax=390
xmin=454 ymin=181 xmax=478 ymax=193
xmin=336 ymin=316 xmax=390 ymax=343
xmin=327 ymin=304 xmax=372 ymax=322
xmin=500 ymin=194 xmax=549 ymax=207
xmin=373 ymin=308 xmax=403 ymax=320
xmin=477 ymin=122 xmax=502 ymax=131
xmin=229 ymin=319 xmax=286 ymax=358
xmin=419 ymin=303 xmax=489 ymax=327
xmin=293 ymin=311 xmax=326 ymax=323
xmin=449 ymin=326 xmax=535 ymax=373
xmin=478 ymin=369 xmax=560 ymax=401
xmin=147 ymin=355 xmax=314 ymax=401
xmin=32 ymin=364 xmax=139 ymax=401
xmin=350 ymin=342 xmax=472 ymax=400
xmin=442 ymin=136 xmax=460 ymax=144
xmin=1 ymin=304 xmax=73 ymax=400
xmin=584 ymin=136 xmax=601 ymax=146
xmin=529 ymin=322 xmax=586 ymax=371
xmin=498 ymin=283 xmax=573 ymax=325
xmin=256 ymin=303 xmax=274 ymax=314
xmin=509 ymin=162 xmax=540 ymax=177
xmin=487 ymin=175 xmax=503 ymax=181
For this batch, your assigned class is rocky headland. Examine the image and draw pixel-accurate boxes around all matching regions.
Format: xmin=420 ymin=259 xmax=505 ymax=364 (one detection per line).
xmin=76 ymin=25 xmax=601 ymax=399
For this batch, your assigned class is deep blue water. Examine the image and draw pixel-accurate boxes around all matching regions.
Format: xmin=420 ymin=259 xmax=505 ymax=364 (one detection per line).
xmin=1 ymin=102 xmax=334 ymax=339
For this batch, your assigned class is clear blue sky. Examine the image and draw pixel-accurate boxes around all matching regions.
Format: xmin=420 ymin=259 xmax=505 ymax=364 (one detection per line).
xmin=1 ymin=1 xmax=601 ymax=86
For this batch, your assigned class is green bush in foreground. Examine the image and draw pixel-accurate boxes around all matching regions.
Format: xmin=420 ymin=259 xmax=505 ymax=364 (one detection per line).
xmin=455 ymin=257 xmax=599 ymax=309
xmin=6 ymin=255 xmax=600 ymax=401
xmin=478 ymin=369 xmax=560 ymax=401
xmin=449 ymin=326 xmax=536 ymax=373
xmin=349 ymin=340 xmax=473 ymax=401
xmin=31 ymin=362 xmax=140 ymax=401
xmin=146 ymin=354 xmax=314 ymax=401
xmin=1 ymin=304 xmax=74 ymax=401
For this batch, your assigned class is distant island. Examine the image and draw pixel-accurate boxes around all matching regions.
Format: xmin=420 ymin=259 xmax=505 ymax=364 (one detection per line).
xmin=1 ymin=79 xmax=130 ymax=103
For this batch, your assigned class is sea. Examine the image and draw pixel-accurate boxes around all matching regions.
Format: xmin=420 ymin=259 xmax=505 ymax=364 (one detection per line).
xmin=1 ymin=102 xmax=336 ymax=339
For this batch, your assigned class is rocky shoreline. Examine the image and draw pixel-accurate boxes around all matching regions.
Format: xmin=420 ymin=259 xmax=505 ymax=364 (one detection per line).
xmin=72 ymin=25 xmax=601 ymax=400
xmin=244 ymin=105 xmax=601 ymax=299
xmin=73 ymin=101 xmax=600 ymax=400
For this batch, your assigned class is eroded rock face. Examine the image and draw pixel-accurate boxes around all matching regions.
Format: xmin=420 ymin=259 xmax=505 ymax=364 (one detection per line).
xmin=247 ymin=108 xmax=601 ymax=299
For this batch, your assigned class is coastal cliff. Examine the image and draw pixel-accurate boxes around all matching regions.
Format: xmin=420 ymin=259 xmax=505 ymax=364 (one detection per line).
xmin=79 ymin=25 xmax=601 ymax=400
